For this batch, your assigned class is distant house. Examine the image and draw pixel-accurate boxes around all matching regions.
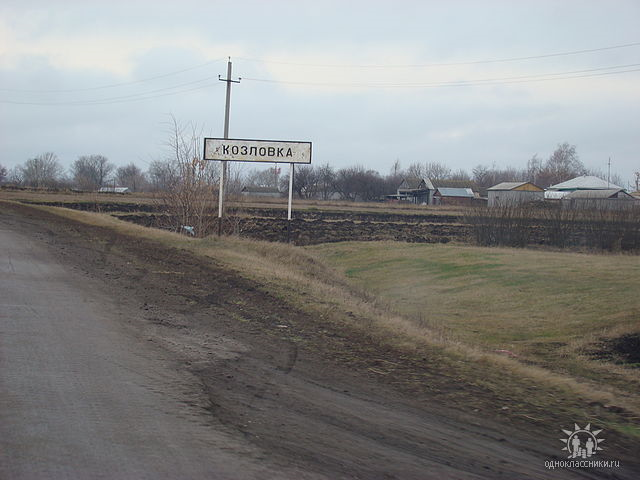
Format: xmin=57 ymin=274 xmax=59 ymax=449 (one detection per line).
xmin=98 ymin=186 xmax=130 ymax=194
xmin=386 ymin=178 xmax=435 ymax=204
xmin=487 ymin=182 xmax=544 ymax=207
xmin=545 ymin=175 xmax=623 ymax=199
xmin=433 ymin=187 xmax=477 ymax=206
xmin=241 ymin=186 xmax=281 ymax=198
xmin=562 ymin=188 xmax=638 ymax=210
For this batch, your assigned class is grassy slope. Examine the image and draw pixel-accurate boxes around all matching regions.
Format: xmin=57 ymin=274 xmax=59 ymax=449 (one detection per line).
xmin=310 ymin=241 xmax=640 ymax=406
xmin=4 ymin=199 xmax=639 ymax=440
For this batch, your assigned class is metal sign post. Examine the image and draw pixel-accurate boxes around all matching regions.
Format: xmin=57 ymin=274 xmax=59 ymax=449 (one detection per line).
xmin=288 ymin=163 xmax=295 ymax=221
xmin=287 ymin=163 xmax=295 ymax=242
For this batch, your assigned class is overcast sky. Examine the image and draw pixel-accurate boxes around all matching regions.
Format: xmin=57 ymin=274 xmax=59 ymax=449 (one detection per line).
xmin=1 ymin=0 xmax=639 ymax=187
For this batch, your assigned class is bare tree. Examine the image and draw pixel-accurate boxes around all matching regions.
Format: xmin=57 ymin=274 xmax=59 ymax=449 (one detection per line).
xmin=155 ymin=117 xmax=219 ymax=236
xmin=472 ymin=163 xmax=526 ymax=196
xmin=390 ymin=159 xmax=402 ymax=177
xmin=335 ymin=165 xmax=385 ymax=201
xmin=147 ymin=159 xmax=176 ymax=192
xmin=245 ymin=166 xmax=281 ymax=189
xmin=538 ymin=143 xmax=585 ymax=187
xmin=384 ymin=161 xmax=405 ymax=196
xmin=116 ymin=163 xmax=147 ymax=192
xmin=405 ymin=161 xmax=451 ymax=181
xmin=472 ymin=164 xmax=492 ymax=188
xmin=424 ymin=161 xmax=452 ymax=181
xmin=7 ymin=166 xmax=24 ymax=185
xmin=406 ymin=162 xmax=425 ymax=179
xmin=316 ymin=163 xmax=336 ymax=200
xmin=526 ymin=154 xmax=543 ymax=185
xmin=20 ymin=152 xmax=64 ymax=188
xmin=226 ymin=163 xmax=246 ymax=195
xmin=0 ymin=163 xmax=7 ymax=183
xmin=449 ymin=168 xmax=471 ymax=181
xmin=71 ymin=155 xmax=115 ymax=190
xmin=281 ymin=165 xmax=319 ymax=199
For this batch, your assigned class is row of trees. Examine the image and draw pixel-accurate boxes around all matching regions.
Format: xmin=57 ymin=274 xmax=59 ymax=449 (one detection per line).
xmin=0 ymin=142 xmax=628 ymax=200
xmin=0 ymin=153 xmax=147 ymax=192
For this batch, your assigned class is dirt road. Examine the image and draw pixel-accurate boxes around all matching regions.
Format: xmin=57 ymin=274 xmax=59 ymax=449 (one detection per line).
xmin=1 ymin=204 xmax=637 ymax=479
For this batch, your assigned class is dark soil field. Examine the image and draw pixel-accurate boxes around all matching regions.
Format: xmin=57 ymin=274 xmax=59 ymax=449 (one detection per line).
xmin=17 ymin=195 xmax=639 ymax=251
xmin=18 ymin=199 xmax=470 ymax=245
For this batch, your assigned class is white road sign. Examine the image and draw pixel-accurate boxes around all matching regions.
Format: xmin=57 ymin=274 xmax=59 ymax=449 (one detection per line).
xmin=204 ymin=138 xmax=312 ymax=164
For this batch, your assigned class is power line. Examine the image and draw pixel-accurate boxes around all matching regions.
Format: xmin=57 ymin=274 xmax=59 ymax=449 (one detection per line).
xmin=3 ymin=58 xmax=639 ymax=105
xmin=0 ymin=58 xmax=227 ymax=93
xmin=0 ymin=80 xmax=223 ymax=106
xmin=237 ymin=41 xmax=640 ymax=68
xmin=242 ymin=63 xmax=640 ymax=89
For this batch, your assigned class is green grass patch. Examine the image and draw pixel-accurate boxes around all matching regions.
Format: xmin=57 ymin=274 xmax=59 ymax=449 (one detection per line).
xmin=310 ymin=241 xmax=640 ymax=402
xmin=311 ymin=242 xmax=639 ymax=346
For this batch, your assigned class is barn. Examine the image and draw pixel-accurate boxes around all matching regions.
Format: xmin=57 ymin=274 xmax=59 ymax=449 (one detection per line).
xmin=487 ymin=182 xmax=544 ymax=207
xmin=433 ymin=187 xmax=476 ymax=206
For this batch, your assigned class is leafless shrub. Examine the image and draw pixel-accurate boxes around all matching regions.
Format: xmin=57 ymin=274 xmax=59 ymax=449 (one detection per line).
xmin=154 ymin=117 xmax=219 ymax=237
xmin=465 ymin=203 xmax=533 ymax=248
xmin=466 ymin=201 xmax=640 ymax=252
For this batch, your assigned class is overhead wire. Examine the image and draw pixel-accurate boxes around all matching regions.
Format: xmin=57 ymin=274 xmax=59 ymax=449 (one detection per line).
xmin=236 ymin=41 xmax=640 ymax=68
xmin=1 ymin=42 xmax=639 ymax=104
xmin=0 ymin=79 xmax=223 ymax=106
xmin=0 ymin=57 xmax=227 ymax=93
xmin=242 ymin=63 xmax=640 ymax=88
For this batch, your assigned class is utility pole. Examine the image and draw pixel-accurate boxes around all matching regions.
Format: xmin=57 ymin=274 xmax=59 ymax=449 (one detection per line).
xmin=607 ymin=157 xmax=611 ymax=188
xmin=217 ymin=57 xmax=240 ymax=236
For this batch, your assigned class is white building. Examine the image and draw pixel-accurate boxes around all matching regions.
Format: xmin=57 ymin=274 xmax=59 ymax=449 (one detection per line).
xmin=545 ymin=176 xmax=623 ymax=199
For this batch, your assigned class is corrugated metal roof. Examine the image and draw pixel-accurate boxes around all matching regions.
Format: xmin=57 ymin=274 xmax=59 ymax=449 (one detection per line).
xmin=436 ymin=187 xmax=475 ymax=197
xmin=564 ymin=189 xmax=635 ymax=200
xmin=487 ymin=182 xmax=528 ymax=191
xmin=548 ymin=175 xmax=622 ymax=191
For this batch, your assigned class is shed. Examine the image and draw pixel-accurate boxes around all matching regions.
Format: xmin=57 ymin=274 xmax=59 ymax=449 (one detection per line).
xmin=487 ymin=182 xmax=544 ymax=207
xmin=433 ymin=187 xmax=476 ymax=206
xmin=562 ymin=188 xmax=638 ymax=210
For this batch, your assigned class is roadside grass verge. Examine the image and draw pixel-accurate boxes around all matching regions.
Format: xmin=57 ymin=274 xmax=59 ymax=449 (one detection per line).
xmin=310 ymin=241 xmax=640 ymax=407
xmin=6 ymin=200 xmax=640 ymax=438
